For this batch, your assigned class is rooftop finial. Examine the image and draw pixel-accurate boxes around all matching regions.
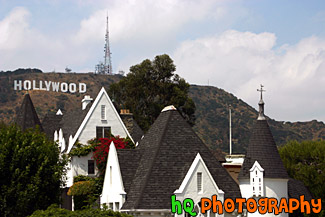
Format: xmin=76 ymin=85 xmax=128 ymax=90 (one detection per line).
xmin=257 ymin=84 xmax=266 ymax=120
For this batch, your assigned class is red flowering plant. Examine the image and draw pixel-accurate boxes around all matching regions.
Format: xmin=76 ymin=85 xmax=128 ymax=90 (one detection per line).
xmin=92 ymin=136 xmax=132 ymax=174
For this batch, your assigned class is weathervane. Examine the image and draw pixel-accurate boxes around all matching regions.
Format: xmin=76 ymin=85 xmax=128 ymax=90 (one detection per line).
xmin=257 ymin=84 xmax=266 ymax=120
xmin=257 ymin=84 xmax=265 ymax=101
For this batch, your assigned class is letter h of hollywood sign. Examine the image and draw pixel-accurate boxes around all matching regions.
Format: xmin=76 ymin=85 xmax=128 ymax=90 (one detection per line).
xmin=13 ymin=80 xmax=87 ymax=93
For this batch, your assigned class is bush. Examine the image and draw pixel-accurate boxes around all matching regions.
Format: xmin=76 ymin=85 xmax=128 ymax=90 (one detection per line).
xmin=68 ymin=175 xmax=104 ymax=210
xmin=30 ymin=204 xmax=133 ymax=217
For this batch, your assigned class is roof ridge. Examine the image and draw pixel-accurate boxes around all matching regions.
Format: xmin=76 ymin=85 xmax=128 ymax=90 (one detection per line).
xmin=133 ymin=111 xmax=173 ymax=208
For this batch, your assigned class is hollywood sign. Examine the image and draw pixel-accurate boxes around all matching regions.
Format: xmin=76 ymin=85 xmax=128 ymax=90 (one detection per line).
xmin=14 ymin=80 xmax=87 ymax=93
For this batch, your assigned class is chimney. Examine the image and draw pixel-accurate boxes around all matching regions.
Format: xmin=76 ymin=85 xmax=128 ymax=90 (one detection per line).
xmin=120 ymin=109 xmax=130 ymax=114
xmin=82 ymin=95 xmax=93 ymax=110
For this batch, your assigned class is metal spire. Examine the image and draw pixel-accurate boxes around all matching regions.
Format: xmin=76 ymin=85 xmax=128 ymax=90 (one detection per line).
xmin=104 ymin=13 xmax=112 ymax=74
xmin=95 ymin=13 xmax=112 ymax=74
xmin=257 ymin=84 xmax=266 ymax=120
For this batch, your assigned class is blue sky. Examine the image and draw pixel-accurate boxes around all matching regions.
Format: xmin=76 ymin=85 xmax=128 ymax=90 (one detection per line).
xmin=1 ymin=0 xmax=325 ymax=122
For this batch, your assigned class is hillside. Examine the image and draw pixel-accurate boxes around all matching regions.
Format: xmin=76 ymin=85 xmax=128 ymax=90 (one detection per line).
xmin=189 ymin=85 xmax=325 ymax=153
xmin=1 ymin=71 xmax=324 ymax=154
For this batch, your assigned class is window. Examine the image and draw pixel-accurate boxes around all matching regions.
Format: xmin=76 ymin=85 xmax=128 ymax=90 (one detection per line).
xmin=109 ymin=203 xmax=113 ymax=210
xmin=115 ymin=202 xmax=120 ymax=211
xmin=96 ymin=126 xmax=111 ymax=138
xmin=88 ymin=160 xmax=95 ymax=174
xmin=110 ymin=166 xmax=113 ymax=187
xmin=101 ymin=105 xmax=106 ymax=120
xmin=197 ymin=172 xmax=202 ymax=193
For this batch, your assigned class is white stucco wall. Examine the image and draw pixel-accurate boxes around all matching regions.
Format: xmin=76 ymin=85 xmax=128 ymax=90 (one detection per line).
xmin=71 ymin=153 xmax=98 ymax=177
xmin=65 ymin=153 xmax=98 ymax=187
xmin=175 ymin=159 xmax=230 ymax=217
xmin=77 ymin=94 xmax=128 ymax=144
xmin=239 ymin=178 xmax=288 ymax=217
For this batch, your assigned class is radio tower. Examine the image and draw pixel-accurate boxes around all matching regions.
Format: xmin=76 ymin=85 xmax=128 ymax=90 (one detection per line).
xmin=95 ymin=14 xmax=112 ymax=74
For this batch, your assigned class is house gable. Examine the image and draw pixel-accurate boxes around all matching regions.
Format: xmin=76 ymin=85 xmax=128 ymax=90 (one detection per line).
xmin=67 ymin=87 xmax=133 ymax=153
xmin=101 ymin=142 xmax=126 ymax=211
xmin=174 ymin=153 xmax=224 ymax=204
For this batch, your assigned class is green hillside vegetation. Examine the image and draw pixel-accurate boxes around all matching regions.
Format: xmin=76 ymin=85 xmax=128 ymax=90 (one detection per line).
xmin=1 ymin=70 xmax=324 ymax=154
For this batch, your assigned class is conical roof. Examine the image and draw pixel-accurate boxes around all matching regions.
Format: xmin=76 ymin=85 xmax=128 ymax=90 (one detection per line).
xmin=122 ymin=108 xmax=241 ymax=210
xmin=238 ymin=118 xmax=289 ymax=179
xmin=15 ymin=94 xmax=43 ymax=131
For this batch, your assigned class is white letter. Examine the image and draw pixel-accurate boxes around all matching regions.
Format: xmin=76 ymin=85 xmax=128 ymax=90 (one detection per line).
xmin=24 ymin=80 xmax=31 ymax=90
xmin=33 ymin=80 xmax=39 ymax=90
xmin=69 ymin=83 xmax=76 ymax=93
xmin=44 ymin=81 xmax=51 ymax=91
xmin=39 ymin=80 xmax=46 ymax=90
xmin=14 ymin=80 xmax=22 ymax=90
xmin=79 ymin=83 xmax=86 ymax=93
xmin=61 ymin=83 xmax=68 ymax=93
xmin=52 ymin=82 xmax=60 ymax=92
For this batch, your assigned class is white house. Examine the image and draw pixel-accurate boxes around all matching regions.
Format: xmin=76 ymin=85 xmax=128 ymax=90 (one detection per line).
xmin=100 ymin=105 xmax=242 ymax=217
xmin=41 ymin=87 xmax=143 ymax=210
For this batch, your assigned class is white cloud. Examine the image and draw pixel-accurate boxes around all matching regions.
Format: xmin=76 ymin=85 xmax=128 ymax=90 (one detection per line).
xmin=1 ymin=1 xmax=325 ymax=122
xmin=74 ymin=0 xmax=226 ymax=44
xmin=173 ymin=30 xmax=325 ymax=122
xmin=0 ymin=7 xmax=96 ymax=72
xmin=0 ymin=7 xmax=30 ymax=50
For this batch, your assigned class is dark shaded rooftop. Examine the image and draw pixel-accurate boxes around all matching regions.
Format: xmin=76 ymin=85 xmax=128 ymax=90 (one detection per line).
xmin=238 ymin=119 xmax=289 ymax=179
xmin=15 ymin=94 xmax=43 ymax=131
xmin=120 ymin=113 xmax=143 ymax=144
xmin=121 ymin=109 xmax=241 ymax=210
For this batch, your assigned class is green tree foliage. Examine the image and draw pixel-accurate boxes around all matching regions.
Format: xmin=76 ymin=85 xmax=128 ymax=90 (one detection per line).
xmin=30 ymin=204 xmax=133 ymax=217
xmin=109 ymin=54 xmax=196 ymax=131
xmin=279 ymin=140 xmax=325 ymax=217
xmin=0 ymin=124 xmax=67 ymax=217
xmin=67 ymin=175 xmax=103 ymax=210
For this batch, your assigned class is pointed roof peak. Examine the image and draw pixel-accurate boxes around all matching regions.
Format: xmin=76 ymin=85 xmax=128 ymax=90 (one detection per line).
xmin=122 ymin=108 xmax=241 ymax=210
xmin=15 ymin=94 xmax=43 ymax=131
xmin=238 ymin=119 xmax=289 ymax=180
xmin=257 ymin=84 xmax=266 ymax=120
xmin=161 ymin=105 xmax=177 ymax=112
xmin=56 ymin=109 xmax=63 ymax=115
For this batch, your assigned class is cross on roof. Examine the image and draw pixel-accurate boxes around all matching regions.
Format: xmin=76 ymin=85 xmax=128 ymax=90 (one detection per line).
xmin=257 ymin=84 xmax=266 ymax=100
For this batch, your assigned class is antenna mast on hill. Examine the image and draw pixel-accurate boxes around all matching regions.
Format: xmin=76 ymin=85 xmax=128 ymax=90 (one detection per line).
xmin=95 ymin=13 xmax=113 ymax=74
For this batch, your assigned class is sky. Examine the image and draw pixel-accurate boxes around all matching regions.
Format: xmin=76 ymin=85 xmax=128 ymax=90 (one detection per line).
xmin=1 ymin=0 xmax=325 ymax=122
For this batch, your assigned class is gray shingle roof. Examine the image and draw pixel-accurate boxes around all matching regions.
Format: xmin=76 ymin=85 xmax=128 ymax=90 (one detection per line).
xmin=117 ymin=149 xmax=142 ymax=193
xmin=238 ymin=119 xmax=289 ymax=179
xmin=288 ymin=178 xmax=313 ymax=201
xmin=60 ymin=104 xmax=92 ymax=141
xmin=120 ymin=114 xmax=143 ymax=144
xmin=42 ymin=113 xmax=63 ymax=140
xmin=121 ymin=109 xmax=241 ymax=210
xmin=15 ymin=94 xmax=43 ymax=131
xmin=42 ymin=103 xmax=92 ymax=146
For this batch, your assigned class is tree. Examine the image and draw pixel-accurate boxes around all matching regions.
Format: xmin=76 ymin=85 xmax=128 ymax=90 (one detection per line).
xmin=279 ymin=140 xmax=325 ymax=217
xmin=0 ymin=123 xmax=67 ymax=217
xmin=109 ymin=54 xmax=196 ymax=131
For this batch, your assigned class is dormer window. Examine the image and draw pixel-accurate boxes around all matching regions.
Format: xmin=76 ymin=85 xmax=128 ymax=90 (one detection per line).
xmin=101 ymin=105 xmax=106 ymax=120
xmin=250 ymin=161 xmax=264 ymax=197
